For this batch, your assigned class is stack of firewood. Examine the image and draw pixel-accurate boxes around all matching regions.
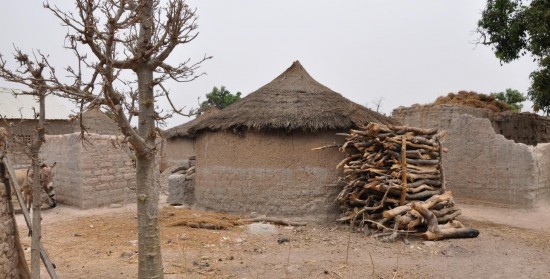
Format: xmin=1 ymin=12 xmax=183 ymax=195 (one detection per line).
xmin=334 ymin=123 xmax=478 ymax=240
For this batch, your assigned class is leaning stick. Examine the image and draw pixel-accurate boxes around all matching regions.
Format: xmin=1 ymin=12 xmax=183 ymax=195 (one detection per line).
xmin=400 ymin=136 xmax=407 ymax=206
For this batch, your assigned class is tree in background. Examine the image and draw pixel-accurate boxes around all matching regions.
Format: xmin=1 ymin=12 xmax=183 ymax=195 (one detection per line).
xmin=0 ymin=1 xmax=210 ymax=278
xmin=198 ymin=86 xmax=241 ymax=115
xmin=477 ymin=0 xmax=550 ymax=115
xmin=490 ymin=88 xmax=527 ymax=112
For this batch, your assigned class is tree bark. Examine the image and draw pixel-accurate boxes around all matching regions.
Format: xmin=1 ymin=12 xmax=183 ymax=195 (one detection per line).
xmin=135 ymin=2 xmax=164 ymax=274
xmin=30 ymin=93 xmax=46 ymax=279
xmin=135 ymin=66 xmax=164 ymax=277
xmin=135 ymin=67 xmax=164 ymax=277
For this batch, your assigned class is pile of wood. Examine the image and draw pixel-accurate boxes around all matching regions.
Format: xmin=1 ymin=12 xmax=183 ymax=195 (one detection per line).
xmin=334 ymin=123 xmax=478 ymax=240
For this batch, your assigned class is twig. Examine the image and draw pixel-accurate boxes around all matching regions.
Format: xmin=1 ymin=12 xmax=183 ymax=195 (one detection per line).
xmin=244 ymin=217 xmax=307 ymax=226
xmin=315 ymin=270 xmax=344 ymax=279
xmin=392 ymin=250 xmax=400 ymax=279
xmin=345 ymin=224 xmax=352 ymax=264
xmin=311 ymin=143 xmax=341 ymax=151
xmin=364 ymin=220 xmax=416 ymax=233
xmin=369 ymin=251 xmax=375 ymax=275
xmin=285 ymin=244 xmax=291 ymax=279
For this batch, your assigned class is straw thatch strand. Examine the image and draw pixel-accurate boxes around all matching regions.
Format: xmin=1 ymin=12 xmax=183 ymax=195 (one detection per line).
xmin=191 ymin=61 xmax=398 ymax=134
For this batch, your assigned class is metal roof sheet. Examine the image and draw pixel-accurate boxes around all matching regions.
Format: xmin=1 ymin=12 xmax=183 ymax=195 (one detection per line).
xmin=0 ymin=87 xmax=72 ymax=120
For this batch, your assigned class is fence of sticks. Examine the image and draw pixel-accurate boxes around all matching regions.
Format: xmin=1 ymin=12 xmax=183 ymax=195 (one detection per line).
xmin=331 ymin=122 xmax=479 ymax=240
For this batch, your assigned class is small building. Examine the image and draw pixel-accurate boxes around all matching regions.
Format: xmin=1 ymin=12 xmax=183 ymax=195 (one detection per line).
xmin=190 ymin=61 xmax=398 ymax=220
xmin=0 ymin=88 xmax=73 ymax=166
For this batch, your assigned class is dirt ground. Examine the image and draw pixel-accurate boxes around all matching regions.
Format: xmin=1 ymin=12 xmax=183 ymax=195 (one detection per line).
xmin=15 ymin=196 xmax=550 ymax=279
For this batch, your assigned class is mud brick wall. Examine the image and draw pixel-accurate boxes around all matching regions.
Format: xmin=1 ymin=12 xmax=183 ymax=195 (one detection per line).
xmin=533 ymin=144 xmax=550 ymax=206
xmin=161 ymin=137 xmax=195 ymax=171
xmin=72 ymin=108 xmax=120 ymax=136
xmin=1 ymin=120 xmax=74 ymax=168
xmin=392 ymin=105 xmax=550 ymax=208
xmin=194 ymin=130 xmax=345 ymax=221
xmin=493 ymin=112 xmax=550 ymax=145
xmin=393 ymin=104 xmax=550 ymax=145
xmin=40 ymin=133 xmax=137 ymax=209
xmin=0 ymin=182 xmax=19 ymax=278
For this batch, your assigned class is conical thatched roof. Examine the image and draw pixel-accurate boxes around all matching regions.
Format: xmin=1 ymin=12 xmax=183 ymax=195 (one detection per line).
xmin=191 ymin=61 xmax=398 ymax=134
xmin=163 ymin=117 xmax=201 ymax=138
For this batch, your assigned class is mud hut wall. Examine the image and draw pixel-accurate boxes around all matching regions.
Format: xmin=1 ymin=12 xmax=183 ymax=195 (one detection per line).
xmin=533 ymin=143 xmax=550 ymax=205
xmin=162 ymin=137 xmax=196 ymax=170
xmin=393 ymin=105 xmax=545 ymax=207
xmin=41 ymin=133 xmax=136 ymax=209
xmin=0 ymin=183 xmax=19 ymax=278
xmin=195 ymin=130 xmax=344 ymax=219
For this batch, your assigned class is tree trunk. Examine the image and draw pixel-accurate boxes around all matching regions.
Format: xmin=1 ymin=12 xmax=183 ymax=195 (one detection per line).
xmin=30 ymin=93 xmax=45 ymax=279
xmin=135 ymin=15 xmax=164 ymax=275
xmin=135 ymin=153 xmax=163 ymax=278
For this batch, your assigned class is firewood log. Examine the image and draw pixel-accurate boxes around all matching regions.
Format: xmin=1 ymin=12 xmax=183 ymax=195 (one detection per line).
xmin=387 ymin=124 xmax=438 ymax=135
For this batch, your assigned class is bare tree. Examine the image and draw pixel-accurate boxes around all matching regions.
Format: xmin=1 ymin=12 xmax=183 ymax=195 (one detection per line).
xmin=364 ymin=96 xmax=384 ymax=113
xmin=0 ymin=1 xmax=209 ymax=278
xmin=0 ymin=50 xmax=50 ymax=278
xmin=371 ymin=96 xmax=384 ymax=113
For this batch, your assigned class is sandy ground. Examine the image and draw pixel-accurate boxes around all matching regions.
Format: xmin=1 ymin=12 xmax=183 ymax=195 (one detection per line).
xmin=14 ymin=196 xmax=550 ymax=279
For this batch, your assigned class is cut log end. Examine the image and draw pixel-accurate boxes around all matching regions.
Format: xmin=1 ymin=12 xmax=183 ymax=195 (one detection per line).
xmin=424 ymin=227 xmax=480 ymax=241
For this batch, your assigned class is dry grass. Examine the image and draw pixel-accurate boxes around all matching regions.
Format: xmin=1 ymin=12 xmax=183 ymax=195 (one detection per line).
xmin=431 ymin=91 xmax=511 ymax=112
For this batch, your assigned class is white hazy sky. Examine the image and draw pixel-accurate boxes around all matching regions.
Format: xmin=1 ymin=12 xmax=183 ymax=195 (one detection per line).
xmin=0 ymin=1 xmax=538 ymax=128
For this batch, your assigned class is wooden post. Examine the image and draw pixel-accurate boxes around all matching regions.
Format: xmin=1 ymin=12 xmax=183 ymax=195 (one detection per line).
xmin=400 ymin=137 xmax=408 ymax=206
xmin=436 ymin=138 xmax=446 ymax=193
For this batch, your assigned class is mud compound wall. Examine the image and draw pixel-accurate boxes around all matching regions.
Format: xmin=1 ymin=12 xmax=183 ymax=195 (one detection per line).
xmin=393 ymin=104 xmax=550 ymax=145
xmin=161 ymin=137 xmax=195 ymax=171
xmin=195 ymin=130 xmax=345 ymax=221
xmin=533 ymin=143 xmax=550 ymax=206
xmin=493 ymin=112 xmax=550 ymax=145
xmin=2 ymin=120 xmax=74 ymax=168
xmin=0 ymin=182 xmax=19 ymax=278
xmin=40 ymin=133 xmax=137 ymax=209
xmin=72 ymin=108 xmax=121 ymax=135
xmin=392 ymin=105 xmax=550 ymax=208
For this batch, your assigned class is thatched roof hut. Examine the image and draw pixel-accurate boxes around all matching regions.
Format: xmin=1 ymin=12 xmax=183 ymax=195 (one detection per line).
xmin=191 ymin=61 xmax=398 ymax=221
xmin=192 ymin=61 xmax=397 ymax=134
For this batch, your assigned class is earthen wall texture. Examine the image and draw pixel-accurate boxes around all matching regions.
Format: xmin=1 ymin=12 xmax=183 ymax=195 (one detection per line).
xmin=71 ymin=109 xmax=121 ymax=135
xmin=533 ymin=143 xmax=550 ymax=206
xmin=162 ymin=137 xmax=195 ymax=171
xmin=40 ymin=133 xmax=136 ymax=209
xmin=393 ymin=104 xmax=550 ymax=145
xmin=0 ymin=182 xmax=19 ymax=278
xmin=392 ymin=105 xmax=550 ymax=207
xmin=2 ymin=110 xmax=119 ymax=168
xmin=1 ymin=120 xmax=74 ymax=168
xmin=195 ymin=130 xmax=345 ymax=221
xmin=493 ymin=112 xmax=550 ymax=145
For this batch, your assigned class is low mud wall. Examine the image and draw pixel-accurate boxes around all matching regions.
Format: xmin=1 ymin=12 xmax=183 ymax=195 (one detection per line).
xmin=41 ymin=133 xmax=137 ymax=209
xmin=392 ymin=105 xmax=550 ymax=208
xmin=0 ymin=181 xmax=20 ymax=278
